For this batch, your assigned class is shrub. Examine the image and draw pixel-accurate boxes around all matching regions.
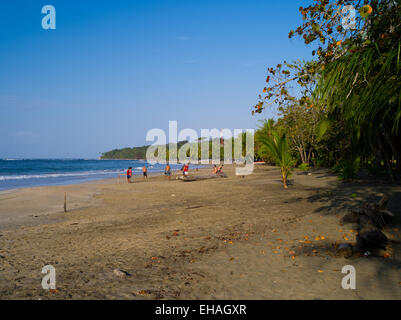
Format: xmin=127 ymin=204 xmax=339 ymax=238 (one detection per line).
xmin=298 ymin=163 xmax=310 ymax=172
xmin=333 ymin=158 xmax=360 ymax=180
xmin=367 ymin=160 xmax=382 ymax=175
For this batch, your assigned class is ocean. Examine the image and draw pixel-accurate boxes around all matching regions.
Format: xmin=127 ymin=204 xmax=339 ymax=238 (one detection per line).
xmin=0 ymin=159 xmax=187 ymax=191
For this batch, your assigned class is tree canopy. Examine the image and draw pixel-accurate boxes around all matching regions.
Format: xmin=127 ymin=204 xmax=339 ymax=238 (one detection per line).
xmin=253 ymin=0 xmax=401 ymax=180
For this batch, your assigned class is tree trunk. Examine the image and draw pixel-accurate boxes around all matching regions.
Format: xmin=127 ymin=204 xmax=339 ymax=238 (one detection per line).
xmin=282 ymin=170 xmax=288 ymax=189
xmin=392 ymin=133 xmax=401 ymax=173
xmin=297 ymin=146 xmax=306 ymax=164
xmin=306 ymin=148 xmax=313 ymax=165
xmin=379 ymin=135 xmax=395 ymax=181
xmin=383 ymin=129 xmax=399 ymax=177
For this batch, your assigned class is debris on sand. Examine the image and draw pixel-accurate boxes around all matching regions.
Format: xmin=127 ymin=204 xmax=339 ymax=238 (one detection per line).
xmin=179 ymin=173 xmax=228 ymax=182
xmin=335 ymin=243 xmax=353 ymax=258
xmin=113 ymin=269 xmax=131 ymax=278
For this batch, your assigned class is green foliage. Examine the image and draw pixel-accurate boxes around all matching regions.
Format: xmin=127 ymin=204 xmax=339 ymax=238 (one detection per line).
xmin=253 ymin=60 xmax=319 ymax=114
xmin=315 ymin=44 xmax=401 ymax=133
xmin=367 ymin=159 xmax=383 ymax=175
xmin=258 ymin=130 xmax=296 ymax=188
xmin=298 ymin=163 xmax=310 ymax=172
xmin=101 ymin=141 xmax=188 ymax=160
xmin=316 ymin=118 xmax=331 ymax=141
xmin=100 ymin=147 xmax=148 ymax=159
xmin=102 ymin=135 xmax=253 ymax=162
xmin=252 ymin=0 xmax=401 ymax=180
xmin=332 ymin=158 xmax=360 ymax=181
xmin=277 ymin=102 xmax=323 ymax=165
xmin=255 ymin=119 xmax=276 ymax=163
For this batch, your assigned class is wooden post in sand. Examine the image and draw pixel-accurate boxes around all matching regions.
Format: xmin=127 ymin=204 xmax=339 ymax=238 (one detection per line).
xmin=64 ymin=192 xmax=67 ymax=213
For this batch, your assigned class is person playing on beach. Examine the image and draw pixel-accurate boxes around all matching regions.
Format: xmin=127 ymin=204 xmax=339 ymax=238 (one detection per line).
xmin=126 ymin=167 xmax=132 ymax=183
xmin=142 ymin=165 xmax=148 ymax=181
xmin=183 ymin=163 xmax=189 ymax=177
xmin=217 ymin=164 xmax=224 ymax=174
xmin=212 ymin=165 xmax=218 ymax=174
xmin=164 ymin=163 xmax=171 ymax=180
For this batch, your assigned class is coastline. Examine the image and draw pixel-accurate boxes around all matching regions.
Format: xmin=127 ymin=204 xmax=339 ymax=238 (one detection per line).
xmin=0 ymin=167 xmax=210 ymax=231
xmin=0 ymin=161 xmax=205 ymax=193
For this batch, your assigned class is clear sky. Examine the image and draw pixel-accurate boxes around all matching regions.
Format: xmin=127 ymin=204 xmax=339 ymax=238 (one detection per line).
xmin=0 ymin=0 xmax=313 ymax=158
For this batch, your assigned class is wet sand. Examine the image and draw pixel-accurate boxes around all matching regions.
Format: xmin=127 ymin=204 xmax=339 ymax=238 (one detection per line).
xmin=0 ymin=165 xmax=400 ymax=299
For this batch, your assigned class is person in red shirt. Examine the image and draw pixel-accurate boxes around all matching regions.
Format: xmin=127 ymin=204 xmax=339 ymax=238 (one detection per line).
xmin=183 ymin=164 xmax=189 ymax=177
xmin=126 ymin=167 xmax=132 ymax=183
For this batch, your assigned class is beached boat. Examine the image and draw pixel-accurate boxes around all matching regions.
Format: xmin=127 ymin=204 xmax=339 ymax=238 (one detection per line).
xmin=178 ymin=173 xmax=228 ymax=182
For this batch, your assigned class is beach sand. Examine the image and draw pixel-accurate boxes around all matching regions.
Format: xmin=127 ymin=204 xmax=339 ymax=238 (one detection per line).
xmin=0 ymin=165 xmax=400 ymax=299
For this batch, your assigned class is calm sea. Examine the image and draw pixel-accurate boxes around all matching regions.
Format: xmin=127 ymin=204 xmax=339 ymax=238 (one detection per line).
xmin=0 ymin=159 xmax=186 ymax=191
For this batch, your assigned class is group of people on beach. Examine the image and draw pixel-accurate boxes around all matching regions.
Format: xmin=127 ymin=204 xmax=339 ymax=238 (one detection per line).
xmin=126 ymin=165 xmax=148 ymax=183
xmin=126 ymin=163 xmax=173 ymax=183
xmin=126 ymin=162 xmax=223 ymax=183
xmin=213 ymin=164 xmax=224 ymax=175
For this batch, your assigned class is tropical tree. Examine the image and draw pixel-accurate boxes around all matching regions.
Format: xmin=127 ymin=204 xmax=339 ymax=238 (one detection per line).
xmin=278 ymin=103 xmax=323 ymax=165
xmin=253 ymin=59 xmax=325 ymax=166
xmin=253 ymin=0 xmax=401 ymax=180
xmin=255 ymin=119 xmax=277 ymax=163
xmin=258 ymin=131 xmax=296 ymax=189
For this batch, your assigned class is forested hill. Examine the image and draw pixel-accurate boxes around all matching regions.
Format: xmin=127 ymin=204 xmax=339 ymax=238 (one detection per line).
xmin=100 ymin=141 xmax=189 ymax=160
xmin=100 ymin=146 xmax=148 ymax=159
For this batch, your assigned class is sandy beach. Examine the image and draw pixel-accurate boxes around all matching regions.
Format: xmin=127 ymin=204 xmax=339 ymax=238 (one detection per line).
xmin=0 ymin=164 xmax=400 ymax=299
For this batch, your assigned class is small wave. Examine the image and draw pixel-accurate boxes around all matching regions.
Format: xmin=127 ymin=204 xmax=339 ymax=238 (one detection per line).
xmin=0 ymin=158 xmax=99 ymax=161
xmin=0 ymin=170 xmax=124 ymax=181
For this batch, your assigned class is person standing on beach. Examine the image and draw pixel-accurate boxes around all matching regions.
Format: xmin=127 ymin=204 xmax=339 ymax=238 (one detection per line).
xmin=126 ymin=167 xmax=132 ymax=183
xmin=142 ymin=165 xmax=148 ymax=181
xmin=183 ymin=163 xmax=189 ymax=177
xmin=164 ymin=163 xmax=171 ymax=180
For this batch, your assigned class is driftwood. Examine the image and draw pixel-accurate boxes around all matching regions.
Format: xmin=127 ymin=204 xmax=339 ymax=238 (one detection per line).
xmin=179 ymin=173 xmax=228 ymax=182
xmin=64 ymin=192 xmax=67 ymax=213
xmin=339 ymin=196 xmax=393 ymax=256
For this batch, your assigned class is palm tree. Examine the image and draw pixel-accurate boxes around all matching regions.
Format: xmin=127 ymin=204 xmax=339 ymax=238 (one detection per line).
xmin=255 ymin=119 xmax=277 ymax=164
xmin=314 ymin=39 xmax=401 ymax=177
xmin=259 ymin=132 xmax=296 ymax=189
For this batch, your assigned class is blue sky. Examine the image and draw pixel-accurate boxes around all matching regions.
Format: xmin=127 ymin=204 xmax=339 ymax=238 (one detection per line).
xmin=0 ymin=0 xmax=313 ymax=158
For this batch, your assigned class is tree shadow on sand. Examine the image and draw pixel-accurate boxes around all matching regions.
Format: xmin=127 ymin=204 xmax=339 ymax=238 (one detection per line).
xmin=287 ymin=170 xmax=401 ymax=298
